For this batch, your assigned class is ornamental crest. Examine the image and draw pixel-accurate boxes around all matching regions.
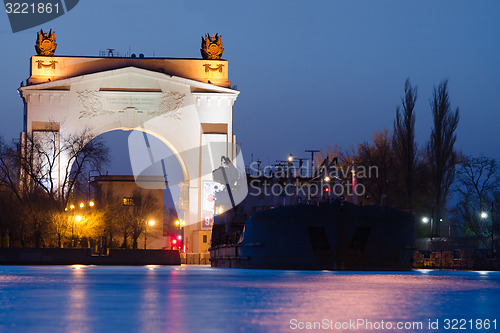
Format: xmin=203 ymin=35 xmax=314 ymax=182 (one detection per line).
xmin=35 ymin=29 xmax=57 ymax=56
xmin=77 ymin=90 xmax=105 ymax=119
xmin=200 ymin=33 xmax=224 ymax=60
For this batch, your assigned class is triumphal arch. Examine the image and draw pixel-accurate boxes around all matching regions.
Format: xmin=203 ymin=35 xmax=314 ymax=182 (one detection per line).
xmin=18 ymin=31 xmax=242 ymax=253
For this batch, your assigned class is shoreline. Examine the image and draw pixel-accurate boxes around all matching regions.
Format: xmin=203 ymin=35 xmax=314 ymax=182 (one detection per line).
xmin=0 ymin=247 xmax=180 ymax=266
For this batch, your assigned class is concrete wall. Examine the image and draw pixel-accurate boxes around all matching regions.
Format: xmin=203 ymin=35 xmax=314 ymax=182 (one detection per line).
xmin=0 ymin=248 xmax=180 ymax=265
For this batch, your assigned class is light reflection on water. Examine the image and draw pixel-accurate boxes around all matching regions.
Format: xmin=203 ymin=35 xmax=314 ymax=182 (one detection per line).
xmin=0 ymin=266 xmax=498 ymax=332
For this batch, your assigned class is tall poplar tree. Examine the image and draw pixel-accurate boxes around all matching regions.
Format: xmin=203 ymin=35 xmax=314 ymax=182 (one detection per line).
xmin=427 ymin=80 xmax=460 ymax=235
xmin=393 ymin=79 xmax=417 ymax=210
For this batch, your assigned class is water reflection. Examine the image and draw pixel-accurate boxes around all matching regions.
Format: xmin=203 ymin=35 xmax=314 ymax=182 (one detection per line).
xmin=0 ymin=266 xmax=498 ymax=333
xmin=65 ymin=266 xmax=91 ymax=333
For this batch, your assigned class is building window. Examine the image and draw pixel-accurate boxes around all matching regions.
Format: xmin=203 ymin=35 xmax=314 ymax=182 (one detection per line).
xmin=203 ymin=235 xmax=207 ymax=243
xmin=123 ymin=197 xmax=136 ymax=206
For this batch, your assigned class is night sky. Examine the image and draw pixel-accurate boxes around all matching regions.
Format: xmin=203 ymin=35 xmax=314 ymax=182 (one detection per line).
xmin=0 ymin=0 xmax=499 ymax=172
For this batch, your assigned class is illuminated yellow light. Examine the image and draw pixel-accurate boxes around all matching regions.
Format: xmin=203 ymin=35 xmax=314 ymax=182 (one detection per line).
xmin=175 ymin=220 xmax=180 ymax=226
xmin=324 ymin=176 xmax=330 ymax=182
xmin=71 ymin=265 xmax=84 ymax=270
xmin=70 ymin=204 xmax=75 ymax=210
xmin=89 ymin=201 xmax=95 ymax=207
xmin=288 ymin=154 xmax=293 ymax=162
xmin=217 ymin=207 xmax=223 ymax=214
xmin=79 ymin=202 xmax=84 ymax=208
xmin=75 ymin=215 xmax=83 ymax=222
xmin=148 ymin=220 xmax=155 ymax=227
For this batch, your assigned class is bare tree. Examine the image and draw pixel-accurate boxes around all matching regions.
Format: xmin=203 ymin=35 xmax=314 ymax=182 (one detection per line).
xmin=352 ymin=128 xmax=398 ymax=207
xmin=13 ymin=128 xmax=109 ymax=208
xmin=453 ymin=156 xmax=499 ymax=243
xmin=123 ymin=190 xmax=160 ymax=249
xmin=427 ymin=80 xmax=460 ymax=236
xmin=393 ymin=78 xmax=417 ymax=210
xmin=0 ymin=129 xmax=108 ymax=247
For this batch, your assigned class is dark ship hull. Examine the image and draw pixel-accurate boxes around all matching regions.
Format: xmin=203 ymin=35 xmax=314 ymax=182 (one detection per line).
xmin=210 ymin=202 xmax=415 ymax=270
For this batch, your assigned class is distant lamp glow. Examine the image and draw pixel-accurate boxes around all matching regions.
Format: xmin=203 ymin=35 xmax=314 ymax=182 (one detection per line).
xmin=89 ymin=201 xmax=95 ymax=207
xmin=324 ymin=176 xmax=330 ymax=182
xmin=175 ymin=220 xmax=180 ymax=226
xmin=75 ymin=215 xmax=83 ymax=222
xmin=172 ymin=239 xmax=177 ymax=245
xmin=79 ymin=202 xmax=84 ymax=208
xmin=70 ymin=204 xmax=75 ymax=210
xmin=217 ymin=207 xmax=223 ymax=214
xmin=422 ymin=217 xmax=429 ymax=224
xmin=148 ymin=219 xmax=155 ymax=227
xmin=288 ymin=154 xmax=293 ymax=162
xmin=177 ymin=235 xmax=182 ymax=240
xmin=480 ymin=211 xmax=488 ymax=219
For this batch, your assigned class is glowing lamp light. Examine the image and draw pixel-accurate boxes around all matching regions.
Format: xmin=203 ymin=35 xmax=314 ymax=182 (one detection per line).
xmin=89 ymin=201 xmax=95 ymax=207
xmin=175 ymin=220 xmax=180 ymax=226
xmin=422 ymin=217 xmax=429 ymax=224
xmin=75 ymin=215 xmax=83 ymax=222
xmin=79 ymin=202 xmax=84 ymax=208
xmin=324 ymin=187 xmax=329 ymax=192
xmin=70 ymin=204 xmax=75 ymax=210
xmin=172 ymin=239 xmax=177 ymax=245
xmin=177 ymin=235 xmax=182 ymax=240
xmin=480 ymin=211 xmax=488 ymax=219
xmin=217 ymin=207 xmax=223 ymax=214
xmin=148 ymin=220 xmax=155 ymax=227
xmin=288 ymin=154 xmax=293 ymax=162
xmin=324 ymin=176 xmax=330 ymax=182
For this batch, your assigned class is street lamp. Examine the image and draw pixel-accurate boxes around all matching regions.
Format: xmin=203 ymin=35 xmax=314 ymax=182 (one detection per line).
xmin=422 ymin=216 xmax=434 ymax=249
xmin=144 ymin=219 xmax=155 ymax=249
xmin=480 ymin=210 xmax=495 ymax=256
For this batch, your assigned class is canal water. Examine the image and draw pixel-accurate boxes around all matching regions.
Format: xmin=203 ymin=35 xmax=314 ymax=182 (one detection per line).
xmin=0 ymin=265 xmax=498 ymax=332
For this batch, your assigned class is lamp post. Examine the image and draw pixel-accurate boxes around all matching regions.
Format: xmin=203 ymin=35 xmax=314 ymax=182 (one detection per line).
xmin=422 ymin=216 xmax=433 ymax=250
xmin=144 ymin=219 xmax=155 ymax=249
xmin=480 ymin=210 xmax=493 ymax=256
xmin=70 ymin=204 xmax=75 ymax=247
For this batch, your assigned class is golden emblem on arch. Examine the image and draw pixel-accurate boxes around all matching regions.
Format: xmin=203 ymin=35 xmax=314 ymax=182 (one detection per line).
xmin=201 ymin=33 xmax=224 ymax=60
xmin=35 ymin=29 xmax=57 ymax=56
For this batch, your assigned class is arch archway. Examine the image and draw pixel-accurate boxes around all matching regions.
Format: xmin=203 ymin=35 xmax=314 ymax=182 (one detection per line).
xmin=19 ymin=57 xmax=240 ymax=253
